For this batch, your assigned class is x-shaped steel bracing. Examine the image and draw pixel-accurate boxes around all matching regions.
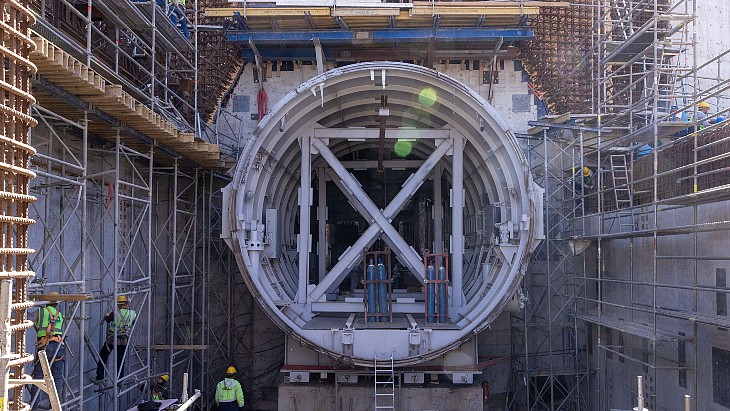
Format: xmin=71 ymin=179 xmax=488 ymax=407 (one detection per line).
xmin=306 ymin=137 xmax=453 ymax=303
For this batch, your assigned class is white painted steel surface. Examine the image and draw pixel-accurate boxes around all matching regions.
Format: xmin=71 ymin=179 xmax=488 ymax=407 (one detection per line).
xmin=223 ymin=62 xmax=543 ymax=367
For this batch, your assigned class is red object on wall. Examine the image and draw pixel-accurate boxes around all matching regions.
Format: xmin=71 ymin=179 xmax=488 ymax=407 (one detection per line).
xmin=257 ymin=87 xmax=268 ymax=121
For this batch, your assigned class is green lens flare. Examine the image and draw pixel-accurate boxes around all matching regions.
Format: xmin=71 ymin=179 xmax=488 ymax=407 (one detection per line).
xmin=394 ymin=140 xmax=413 ymax=157
xmin=418 ymin=87 xmax=437 ymax=107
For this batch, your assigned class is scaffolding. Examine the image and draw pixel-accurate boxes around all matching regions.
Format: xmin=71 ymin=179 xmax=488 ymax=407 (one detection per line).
xmin=508 ymin=120 xmax=592 ymax=411
xmin=576 ymin=0 xmax=730 ymax=409
xmin=18 ymin=0 xmax=238 ymax=407
xmin=507 ymin=1 xmax=730 ymax=410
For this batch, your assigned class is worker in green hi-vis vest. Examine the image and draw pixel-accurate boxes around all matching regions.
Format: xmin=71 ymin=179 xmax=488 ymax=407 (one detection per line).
xmin=215 ymin=366 xmax=245 ymax=411
xmin=28 ymin=291 xmax=65 ymax=410
xmin=90 ymin=295 xmax=137 ymax=386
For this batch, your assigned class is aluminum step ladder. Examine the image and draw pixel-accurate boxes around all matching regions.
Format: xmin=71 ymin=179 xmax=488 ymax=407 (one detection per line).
xmin=610 ymin=154 xmax=635 ymax=231
xmin=374 ymin=355 xmax=395 ymax=410
xmin=610 ymin=154 xmax=633 ymax=210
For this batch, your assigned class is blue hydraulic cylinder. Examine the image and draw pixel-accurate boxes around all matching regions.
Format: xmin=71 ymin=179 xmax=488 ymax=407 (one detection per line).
xmin=438 ymin=264 xmax=447 ymax=323
xmin=367 ymin=260 xmax=377 ymax=323
xmin=377 ymin=259 xmax=388 ymax=321
xmin=427 ymin=263 xmax=436 ymax=323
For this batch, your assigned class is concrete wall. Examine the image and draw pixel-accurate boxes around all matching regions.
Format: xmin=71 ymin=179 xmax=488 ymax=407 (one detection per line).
xmin=693 ymin=0 xmax=730 ymax=85
xmin=218 ymin=59 xmax=538 ymax=144
xmin=673 ymin=0 xmax=730 ymax=116
xmin=278 ymin=383 xmax=482 ymax=411
xmin=587 ymin=199 xmax=730 ymax=411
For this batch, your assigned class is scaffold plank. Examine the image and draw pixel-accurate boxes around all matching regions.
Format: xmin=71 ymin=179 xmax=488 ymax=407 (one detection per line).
xmin=29 ymin=293 xmax=94 ymax=302
xmin=31 ymin=34 xmax=220 ymax=167
xmin=205 ymin=7 xmax=330 ymax=17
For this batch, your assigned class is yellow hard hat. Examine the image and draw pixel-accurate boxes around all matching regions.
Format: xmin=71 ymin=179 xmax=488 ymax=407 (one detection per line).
xmin=160 ymin=374 xmax=170 ymax=382
xmin=117 ymin=295 xmax=128 ymax=304
xmin=49 ymin=291 xmax=60 ymax=296
xmin=582 ymin=166 xmax=591 ymax=177
xmin=226 ymin=366 xmax=237 ymax=374
xmin=698 ymin=101 xmax=710 ymax=109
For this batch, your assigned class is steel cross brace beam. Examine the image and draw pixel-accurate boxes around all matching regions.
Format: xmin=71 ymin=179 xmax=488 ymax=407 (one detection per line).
xmin=325 ymin=168 xmax=424 ymax=278
xmin=308 ymin=137 xmax=453 ymax=302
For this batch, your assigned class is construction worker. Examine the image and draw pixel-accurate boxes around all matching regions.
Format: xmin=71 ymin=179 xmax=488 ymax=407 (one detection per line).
xmin=151 ymin=374 xmax=170 ymax=401
xmin=574 ymin=166 xmax=594 ymax=192
xmin=697 ymin=101 xmax=711 ymax=127
xmin=214 ymin=366 xmax=245 ymax=411
xmin=29 ymin=291 xmax=65 ymax=409
xmin=670 ymin=105 xmax=681 ymax=122
xmin=168 ymin=0 xmax=190 ymax=41
xmin=90 ymin=295 xmax=137 ymax=386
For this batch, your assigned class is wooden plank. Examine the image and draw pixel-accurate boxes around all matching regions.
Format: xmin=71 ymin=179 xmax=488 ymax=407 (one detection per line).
xmin=30 ymin=293 xmax=94 ymax=302
xmin=178 ymin=132 xmax=194 ymax=143
xmin=333 ymin=8 xmax=400 ymax=17
xmin=413 ymin=1 xmax=566 ymax=7
xmin=410 ymin=5 xmax=540 ymax=16
xmin=204 ymin=7 xmax=330 ymax=17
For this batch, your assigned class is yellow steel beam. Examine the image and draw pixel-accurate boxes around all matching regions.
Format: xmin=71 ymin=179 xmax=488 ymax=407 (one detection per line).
xmin=205 ymin=7 xmax=330 ymax=17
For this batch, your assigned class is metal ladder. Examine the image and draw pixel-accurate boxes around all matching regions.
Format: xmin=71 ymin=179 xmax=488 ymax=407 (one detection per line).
xmin=610 ymin=154 xmax=633 ymax=210
xmin=610 ymin=154 xmax=635 ymax=231
xmin=374 ymin=355 xmax=395 ymax=410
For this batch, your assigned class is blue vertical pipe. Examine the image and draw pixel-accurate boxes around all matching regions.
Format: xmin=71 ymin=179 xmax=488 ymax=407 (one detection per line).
xmin=438 ymin=264 xmax=447 ymax=323
xmin=377 ymin=259 xmax=388 ymax=322
xmin=427 ymin=263 xmax=436 ymax=323
xmin=367 ymin=259 xmax=377 ymax=323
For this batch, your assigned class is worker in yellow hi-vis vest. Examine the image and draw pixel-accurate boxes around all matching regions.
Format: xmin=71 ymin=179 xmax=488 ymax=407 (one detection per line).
xmin=215 ymin=366 xmax=245 ymax=411
xmin=29 ymin=291 xmax=65 ymax=409
xmin=90 ymin=295 xmax=136 ymax=386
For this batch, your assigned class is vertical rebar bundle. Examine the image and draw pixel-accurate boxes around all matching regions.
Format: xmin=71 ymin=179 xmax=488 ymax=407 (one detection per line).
xmin=195 ymin=0 xmax=243 ymax=122
xmin=632 ymin=122 xmax=730 ymax=205
xmin=519 ymin=0 xmax=594 ymax=114
xmin=0 ymin=0 xmax=38 ymax=408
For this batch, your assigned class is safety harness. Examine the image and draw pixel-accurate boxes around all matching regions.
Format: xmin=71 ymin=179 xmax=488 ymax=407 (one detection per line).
xmin=36 ymin=307 xmax=64 ymax=362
